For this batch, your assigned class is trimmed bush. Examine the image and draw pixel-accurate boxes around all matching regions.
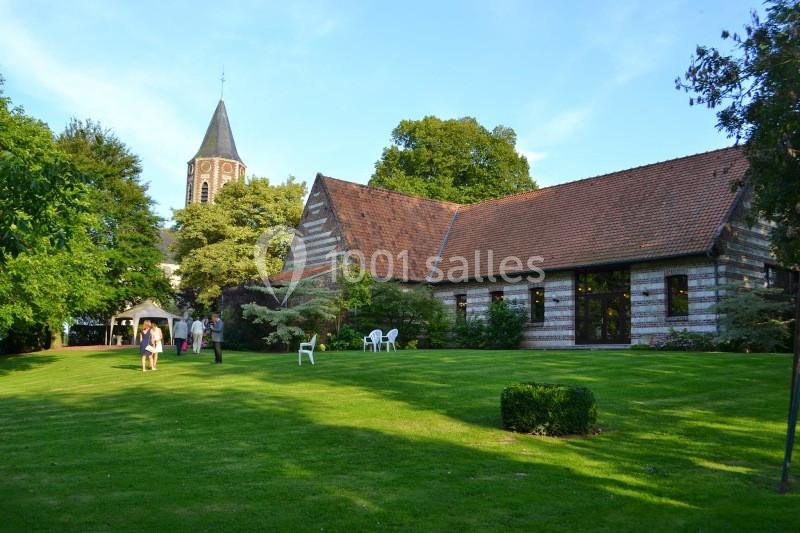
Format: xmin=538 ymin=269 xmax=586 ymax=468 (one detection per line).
xmin=501 ymin=382 xmax=597 ymax=436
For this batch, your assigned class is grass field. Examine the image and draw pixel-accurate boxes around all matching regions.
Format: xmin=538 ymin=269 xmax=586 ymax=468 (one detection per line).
xmin=0 ymin=347 xmax=798 ymax=531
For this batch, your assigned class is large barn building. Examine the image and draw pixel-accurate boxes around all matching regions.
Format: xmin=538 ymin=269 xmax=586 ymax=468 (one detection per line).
xmin=280 ymin=147 xmax=792 ymax=348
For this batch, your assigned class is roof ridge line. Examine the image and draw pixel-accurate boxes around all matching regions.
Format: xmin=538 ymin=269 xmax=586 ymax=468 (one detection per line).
xmin=317 ymin=174 xmax=463 ymax=208
xmin=426 ymin=206 xmax=460 ymax=283
xmin=466 ymin=146 xmax=741 ymax=209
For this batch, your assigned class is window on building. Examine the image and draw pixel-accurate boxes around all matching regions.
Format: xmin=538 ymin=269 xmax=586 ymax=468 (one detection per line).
xmin=201 ymin=182 xmax=209 ymax=203
xmin=666 ymin=275 xmax=689 ymax=317
xmin=765 ymin=264 xmax=798 ymax=296
xmin=530 ymin=287 xmax=545 ymax=323
xmin=490 ymin=290 xmax=504 ymax=302
xmin=455 ymin=294 xmax=467 ymax=321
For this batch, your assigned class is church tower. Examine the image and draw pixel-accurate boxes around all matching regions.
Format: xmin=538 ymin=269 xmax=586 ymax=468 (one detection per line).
xmin=186 ymin=99 xmax=246 ymax=205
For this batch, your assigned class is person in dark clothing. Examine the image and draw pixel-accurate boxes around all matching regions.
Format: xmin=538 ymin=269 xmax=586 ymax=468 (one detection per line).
xmin=210 ymin=314 xmax=223 ymax=364
xmin=139 ymin=320 xmax=154 ymax=372
xmin=173 ymin=318 xmax=188 ymax=356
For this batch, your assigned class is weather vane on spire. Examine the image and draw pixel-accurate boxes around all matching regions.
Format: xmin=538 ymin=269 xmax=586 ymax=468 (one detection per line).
xmin=220 ymin=68 xmax=226 ymax=99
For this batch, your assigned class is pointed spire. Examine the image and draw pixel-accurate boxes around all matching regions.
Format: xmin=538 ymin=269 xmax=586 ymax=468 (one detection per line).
xmin=194 ymin=99 xmax=243 ymax=163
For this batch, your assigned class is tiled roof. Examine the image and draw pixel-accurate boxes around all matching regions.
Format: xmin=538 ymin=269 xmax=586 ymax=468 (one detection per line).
xmin=193 ymin=99 xmax=243 ymax=163
xmin=319 ymin=176 xmax=460 ymax=280
xmin=310 ymin=147 xmax=747 ymax=282
xmin=270 ymin=264 xmax=333 ymax=284
xmin=443 ymin=148 xmax=747 ymax=277
xmin=441 ymin=147 xmax=747 ymax=277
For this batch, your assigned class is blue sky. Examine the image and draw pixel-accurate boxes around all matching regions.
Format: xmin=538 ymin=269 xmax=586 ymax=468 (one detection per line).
xmin=0 ymin=0 xmax=756 ymax=220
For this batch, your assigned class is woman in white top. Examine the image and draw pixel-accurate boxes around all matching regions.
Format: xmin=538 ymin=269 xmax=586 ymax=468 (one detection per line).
xmin=151 ymin=324 xmax=164 ymax=370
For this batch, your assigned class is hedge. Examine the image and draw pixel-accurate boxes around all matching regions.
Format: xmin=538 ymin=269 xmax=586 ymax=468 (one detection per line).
xmin=500 ymin=382 xmax=597 ymax=436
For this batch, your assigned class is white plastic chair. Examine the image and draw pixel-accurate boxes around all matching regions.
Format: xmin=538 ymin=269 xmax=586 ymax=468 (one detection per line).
xmin=382 ymin=329 xmax=399 ymax=352
xmin=363 ymin=329 xmax=383 ymax=352
xmin=298 ymin=334 xmax=317 ymax=365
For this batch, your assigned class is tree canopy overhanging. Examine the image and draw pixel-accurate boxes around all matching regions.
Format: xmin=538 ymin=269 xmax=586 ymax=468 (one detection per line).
xmin=676 ymin=0 xmax=800 ymax=266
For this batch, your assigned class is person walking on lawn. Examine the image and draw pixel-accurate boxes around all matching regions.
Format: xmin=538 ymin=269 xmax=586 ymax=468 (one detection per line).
xmin=190 ymin=317 xmax=204 ymax=354
xmin=151 ymin=323 xmax=164 ymax=370
xmin=139 ymin=320 xmax=155 ymax=372
xmin=173 ymin=318 xmax=188 ymax=356
xmin=210 ymin=314 xmax=223 ymax=364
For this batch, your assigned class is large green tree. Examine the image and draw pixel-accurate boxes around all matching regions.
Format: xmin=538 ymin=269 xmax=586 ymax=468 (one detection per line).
xmin=0 ymin=76 xmax=86 ymax=260
xmin=0 ymin=86 xmax=108 ymax=348
xmin=56 ymin=119 xmax=172 ymax=317
xmin=1 ymin=83 xmax=172 ymax=351
xmin=677 ymin=0 xmax=800 ymax=492
xmin=172 ymin=177 xmax=305 ymax=306
xmin=0 ymin=226 xmax=107 ymax=349
xmin=369 ymin=116 xmax=536 ymax=204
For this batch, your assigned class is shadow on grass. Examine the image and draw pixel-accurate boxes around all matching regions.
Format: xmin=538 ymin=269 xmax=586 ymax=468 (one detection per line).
xmin=0 ymin=353 xmax=57 ymax=376
xmin=4 ymin=385 xmax=788 ymax=532
xmin=176 ymin=350 xmax=796 ymax=494
xmin=195 ymin=349 xmax=791 ymax=433
xmin=112 ymin=364 xmax=145 ymax=372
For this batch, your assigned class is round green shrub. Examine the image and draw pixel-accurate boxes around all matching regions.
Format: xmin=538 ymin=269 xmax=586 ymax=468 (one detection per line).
xmin=501 ymin=382 xmax=597 ymax=436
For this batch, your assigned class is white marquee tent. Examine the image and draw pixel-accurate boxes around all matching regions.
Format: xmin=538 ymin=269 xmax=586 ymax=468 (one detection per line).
xmin=107 ymin=300 xmax=184 ymax=346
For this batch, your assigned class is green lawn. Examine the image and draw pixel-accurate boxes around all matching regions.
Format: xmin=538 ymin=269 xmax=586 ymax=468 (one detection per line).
xmin=0 ymin=347 xmax=797 ymax=531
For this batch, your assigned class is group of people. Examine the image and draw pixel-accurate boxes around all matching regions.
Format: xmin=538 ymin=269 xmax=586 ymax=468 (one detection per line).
xmin=139 ymin=314 xmax=224 ymax=371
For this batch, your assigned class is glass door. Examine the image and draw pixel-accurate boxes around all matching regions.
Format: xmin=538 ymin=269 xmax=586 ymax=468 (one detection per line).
xmin=575 ymin=269 xmax=631 ymax=344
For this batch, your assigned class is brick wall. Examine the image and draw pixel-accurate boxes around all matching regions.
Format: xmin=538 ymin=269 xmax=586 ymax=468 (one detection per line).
xmin=432 ymin=255 xmax=753 ymax=348
xmin=629 ymin=258 xmax=719 ymax=345
xmin=431 ymin=271 xmax=575 ymax=348
xmin=716 ymin=197 xmax=774 ymax=287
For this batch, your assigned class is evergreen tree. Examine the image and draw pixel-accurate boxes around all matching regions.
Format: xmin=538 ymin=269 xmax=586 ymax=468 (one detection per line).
xmin=711 ymin=284 xmax=793 ymax=352
xmin=241 ymin=280 xmax=338 ymax=351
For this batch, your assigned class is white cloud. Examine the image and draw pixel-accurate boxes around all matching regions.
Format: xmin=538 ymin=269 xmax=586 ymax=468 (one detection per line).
xmin=544 ymin=108 xmax=592 ymax=143
xmin=0 ymin=9 xmax=197 ymax=217
xmin=581 ymin=1 xmax=679 ymax=88
xmin=517 ymin=148 xmax=547 ymax=164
